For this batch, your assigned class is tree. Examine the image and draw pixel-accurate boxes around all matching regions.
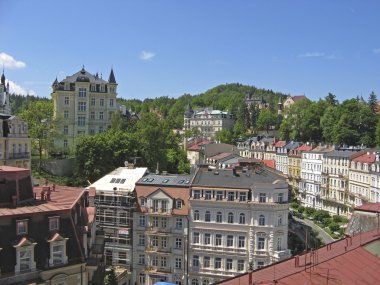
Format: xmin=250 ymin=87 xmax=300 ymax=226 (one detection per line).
xmin=368 ymin=91 xmax=378 ymax=113
xmin=325 ymin=92 xmax=338 ymax=106
xmin=256 ymin=110 xmax=277 ymax=134
xmin=19 ymin=101 xmax=60 ymax=169
xmin=215 ymin=129 xmax=233 ymax=144
xmin=320 ymin=106 xmax=339 ymax=144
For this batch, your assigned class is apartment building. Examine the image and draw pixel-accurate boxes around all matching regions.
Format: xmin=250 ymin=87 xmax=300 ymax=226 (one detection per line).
xmin=349 ymin=151 xmax=377 ymax=207
xmin=51 ymin=66 xmax=118 ymax=150
xmin=91 ymin=166 xmax=148 ymax=284
xmin=188 ymin=164 xmax=290 ymax=284
xmin=0 ymin=166 xmax=97 ymax=285
xmin=184 ymin=106 xmax=234 ymax=140
xmin=321 ymin=150 xmax=362 ymax=216
xmin=133 ymin=174 xmax=193 ymax=285
xmin=299 ymin=146 xmax=333 ymax=210
xmin=287 ymin=144 xmax=313 ymax=194
xmin=0 ymin=72 xmax=31 ymax=168
xmin=370 ymin=155 xmax=380 ymax=203
xmin=275 ymin=141 xmax=299 ymax=175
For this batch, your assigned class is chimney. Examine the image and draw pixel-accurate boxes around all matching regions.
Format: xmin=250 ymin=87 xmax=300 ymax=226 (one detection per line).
xmin=52 ymin=184 xmax=56 ymax=191
xmin=42 ymin=186 xmax=51 ymax=201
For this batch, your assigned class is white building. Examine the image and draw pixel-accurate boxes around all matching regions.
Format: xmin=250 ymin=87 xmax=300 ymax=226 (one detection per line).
xmin=133 ymin=174 xmax=193 ymax=285
xmin=184 ymin=106 xmax=234 ymax=140
xmin=90 ymin=166 xmax=148 ymax=283
xmin=370 ymin=155 xmax=380 ymax=203
xmin=188 ymin=164 xmax=290 ymax=284
xmin=299 ymin=146 xmax=333 ymax=210
xmin=275 ymin=141 xmax=299 ymax=175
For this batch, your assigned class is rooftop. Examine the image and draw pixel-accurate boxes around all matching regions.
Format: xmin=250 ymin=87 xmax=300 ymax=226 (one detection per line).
xmin=137 ymin=174 xmax=193 ymax=187
xmin=217 ymin=230 xmax=380 ymax=285
xmin=355 ymin=202 xmax=380 ymax=213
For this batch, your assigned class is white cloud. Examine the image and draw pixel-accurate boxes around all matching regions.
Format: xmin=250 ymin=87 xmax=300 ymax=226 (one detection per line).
xmin=298 ymin=52 xmax=325 ymax=58
xmin=0 ymin=52 xmax=26 ymax=69
xmin=139 ymin=51 xmax=155 ymax=61
xmin=7 ymin=80 xmax=36 ymax=96
xmin=373 ymin=48 xmax=380 ymax=54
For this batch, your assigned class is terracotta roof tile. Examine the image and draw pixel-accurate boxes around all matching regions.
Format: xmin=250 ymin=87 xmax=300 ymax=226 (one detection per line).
xmin=352 ymin=152 xmax=376 ymax=163
xmin=355 ymin=202 xmax=380 ymax=213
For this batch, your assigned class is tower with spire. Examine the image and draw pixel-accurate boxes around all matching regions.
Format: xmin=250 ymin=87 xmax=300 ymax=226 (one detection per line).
xmin=0 ymin=68 xmax=11 ymax=115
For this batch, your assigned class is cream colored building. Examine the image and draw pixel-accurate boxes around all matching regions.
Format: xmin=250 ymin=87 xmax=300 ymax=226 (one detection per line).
xmin=51 ymin=67 xmax=118 ymax=150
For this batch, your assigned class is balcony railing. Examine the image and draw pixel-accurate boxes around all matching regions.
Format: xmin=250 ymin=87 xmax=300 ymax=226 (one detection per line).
xmin=273 ymin=249 xmax=291 ymax=260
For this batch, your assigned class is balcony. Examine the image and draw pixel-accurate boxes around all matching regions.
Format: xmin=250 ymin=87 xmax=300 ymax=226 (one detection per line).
xmin=145 ymin=226 xmax=172 ymax=235
xmin=273 ymin=249 xmax=291 ymax=260
xmin=190 ymin=244 xmax=247 ymax=255
xmin=254 ymin=250 xmax=269 ymax=256
xmin=6 ymin=152 xmax=30 ymax=160
xmin=143 ymin=208 xmax=172 ymax=215
xmin=145 ymin=246 xmax=172 ymax=254
xmin=145 ymin=266 xmax=172 ymax=274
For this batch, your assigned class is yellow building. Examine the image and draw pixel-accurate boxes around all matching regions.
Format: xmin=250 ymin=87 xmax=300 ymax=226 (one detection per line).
xmin=51 ymin=66 xmax=118 ymax=150
xmin=287 ymin=144 xmax=312 ymax=194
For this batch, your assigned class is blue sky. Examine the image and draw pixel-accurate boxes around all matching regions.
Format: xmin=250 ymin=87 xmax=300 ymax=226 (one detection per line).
xmin=0 ymin=0 xmax=379 ymax=102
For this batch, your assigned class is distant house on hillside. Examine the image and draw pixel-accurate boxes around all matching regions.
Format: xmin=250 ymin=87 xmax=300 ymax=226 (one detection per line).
xmin=283 ymin=95 xmax=308 ymax=109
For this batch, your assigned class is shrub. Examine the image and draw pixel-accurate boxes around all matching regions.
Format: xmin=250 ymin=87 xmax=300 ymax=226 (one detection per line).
xmin=291 ymin=202 xmax=299 ymax=209
xmin=305 ymin=207 xmax=316 ymax=217
xmin=329 ymin=222 xmax=340 ymax=232
xmin=298 ymin=206 xmax=305 ymax=214
xmin=333 ymin=215 xmax=348 ymax=223
xmin=313 ymin=210 xmax=330 ymax=223
xmin=322 ymin=217 xmax=332 ymax=227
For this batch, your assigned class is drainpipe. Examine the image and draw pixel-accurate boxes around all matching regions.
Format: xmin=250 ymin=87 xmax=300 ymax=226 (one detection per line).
xmin=186 ymin=216 xmax=190 ymax=285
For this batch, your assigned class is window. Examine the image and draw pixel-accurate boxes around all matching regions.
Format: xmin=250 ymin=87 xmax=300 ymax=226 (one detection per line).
xmin=153 ymin=216 xmax=159 ymax=227
xmin=78 ymin=101 xmax=86 ymax=111
xmin=239 ymin=213 xmax=246 ymax=224
xmin=161 ymin=200 xmax=168 ymax=212
xmin=139 ymin=274 xmax=145 ymax=285
xmin=278 ymin=215 xmax=283 ymax=226
xmin=238 ymin=236 xmax=245 ymax=248
xmin=228 ymin=212 xmax=234 ymax=223
xmin=152 ymin=236 xmax=158 ymax=247
xmin=140 ymin=198 xmax=146 ymax=206
xmin=19 ymin=249 xmax=32 ymax=271
xmin=78 ymin=88 xmax=86 ymax=97
xmin=257 ymin=261 xmax=265 ymax=269
xmin=91 ymin=98 xmax=96 ymax=106
xmin=215 ymin=258 xmax=221 ymax=269
xmin=139 ymin=254 xmax=145 ymax=264
xmin=110 ymin=99 xmax=114 ymax=107
xmin=193 ymin=190 xmax=200 ymax=199
xmin=259 ymin=193 xmax=266 ymax=203
xmin=192 ymin=255 xmax=199 ymax=267
xmin=152 ymin=256 xmax=158 ymax=266
xmin=161 ymin=256 xmax=167 ymax=267
xmin=17 ymin=220 xmax=28 ymax=235
xmin=215 ymin=234 xmax=222 ymax=246
xmin=139 ymin=235 xmax=145 ymax=246
xmin=205 ymin=211 xmax=211 ymax=222
xmin=139 ymin=216 xmax=146 ymax=227
xmin=204 ymin=256 xmax=210 ymax=268
xmin=99 ymin=112 xmax=104 ymax=120
xmin=63 ymin=140 xmax=68 ymax=148
xmin=153 ymin=200 xmax=159 ymax=212
xmin=226 ymin=259 xmax=233 ymax=270
xmin=49 ymin=217 xmax=59 ymax=231
xmin=64 ymin=97 xmax=69 ymax=105
xmin=216 ymin=212 xmax=222 ymax=223
xmin=63 ymin=126 xmax=68 ymax=135
xmin=228 ymin=192 xmax=234 ymax=201
xmin=175 ymin=257 xmax=182 ymax=269
xmin=78 ymin=116 xmax=86 ymax=126
xmin=239 ymin=192 xmax=247 ymax=202
xmin=161 ymin=217 xmax=167 ymax=228
xmin=176 ymin=200 xmax=182 ymax=209
xmin=227 ymin=235 xmax=233 ymax=247
xmin=205 ymin=190 xmax=212 ymax=200
xmin=192 ymin=279 xmax=199 ymax=285
xmin=203 ymin=280 xmax=209 ymax=285
xmin=100 ymin=98 xmax=104 ymax=106
xmin=161 ymin=237 xmax=167 ymax=248
xmin=257 ymin=237 xmax=265 ymax=250
xmin=237 ymin=260 xmax=244 ymax=271
xmin=204 ymin=233 xmax=211 ymax=245
xmin=259 ymin=215 xmax=265 ymax=226
xmin=90 ymin=112 xmax=95 ymax=120
xmin=52 ymin=245 xmax=64 ymax=265
xmin=193 ymin=232 xmax=200 ymax=243
xmin=277 ymin=193 xmax=284 ymax=203
xmin=216 ymin=191 xmax=223 ymax=200
xmin=176 ymin=218 xmax=183 ymax=229
xmin=64 ymin=110 xmax=69 ymax=118
xmin=175 ymin=238 xmax=182 ymax=249
xmin=194 ymin=210 xmax=200 ymax=221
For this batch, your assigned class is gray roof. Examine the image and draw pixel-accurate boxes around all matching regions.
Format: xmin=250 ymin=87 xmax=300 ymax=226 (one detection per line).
xmin=285 ymin=141 xmax=300 ymax=150
xmin=136 ymin=174 xmax=194 ymax=186
xmin=324 ymin=150 xmax=359 ymax=158
xmin=192 ymin=167 xmax=285 ymax=189
xmin=61 ymin=67 xmax=108 ymax=84
xmin=108 ymin=68 xmax=116 ymax=84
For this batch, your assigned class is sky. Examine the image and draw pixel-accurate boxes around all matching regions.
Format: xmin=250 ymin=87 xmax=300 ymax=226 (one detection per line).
xmin=0 ymin=0 xmax=379 ymax=102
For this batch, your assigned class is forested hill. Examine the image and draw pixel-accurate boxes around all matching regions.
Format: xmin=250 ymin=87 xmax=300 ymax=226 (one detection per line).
xmin=10 ymin=94 xmax=50 ymax=115
xmin=117 ymin=83 xmax=289 ymax=128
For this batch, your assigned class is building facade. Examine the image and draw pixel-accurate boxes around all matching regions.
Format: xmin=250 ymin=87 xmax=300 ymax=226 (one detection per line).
xmin=188 ymin=165 xmax=290 ymax=284
xmin=51 ymin=67 xmax=118 ymax=150
xmin=133 ymin=174 xmax=193 ymax=285
xmin=183 ymin=106 xmax=234 ymax=140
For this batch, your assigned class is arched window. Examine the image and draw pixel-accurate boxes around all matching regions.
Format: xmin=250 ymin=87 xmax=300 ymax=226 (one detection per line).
xmin=192 ymin=279 xmax=199 ymax=285
xmin=259 ymin=215 xmax=265 ymax=226
xmin=205 ymin=211 xmax=211 ymax=222
xmin=239 ymin=213 xmax=245 ymax=224
xmin=216 ymin=212 xmax=222 ymax=223
xmin=228 ymin=212 xmax=234 ymax=223
xmin=194 ymin=210 xmax=199 ymax=221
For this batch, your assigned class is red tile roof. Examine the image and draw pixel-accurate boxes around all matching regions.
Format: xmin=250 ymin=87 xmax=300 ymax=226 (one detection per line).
xmin=292 ymin=95 xmax=307 ymax=102
xmin=187 ymin=140 xmax=213 ymax=151
xmin=217 ymin=230 xmax=380 ymax=285
xmin=262 ymin=160 xmax=275 ymax=169
xmin=355 ymin=202 xmax=380 ymax=213
xmin=0 ymin=185 xmax=84 ymax=217
xmin=274 ymin=141 xmax=286 ymax=148
xmin=295 ymin=144 xmax=313 ymax=151
xmin=352 ymin=152 xmax=376 ymax=163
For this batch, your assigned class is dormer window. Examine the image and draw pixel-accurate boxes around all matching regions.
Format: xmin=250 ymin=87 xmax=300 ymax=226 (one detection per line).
xmin=141 ymin=198 xmax=146 ymax=206
xmin=176 ymin=200 xmax=182 ymax=209
xmin=49 ymin=217 xmax=60 ymax=231
xmin=17 ymin=220 xmax=28 ymax=235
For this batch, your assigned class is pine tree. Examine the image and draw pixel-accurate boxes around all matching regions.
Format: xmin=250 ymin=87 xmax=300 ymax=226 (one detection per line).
xmin=368 ymin=91 xmax=378 ymax=113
